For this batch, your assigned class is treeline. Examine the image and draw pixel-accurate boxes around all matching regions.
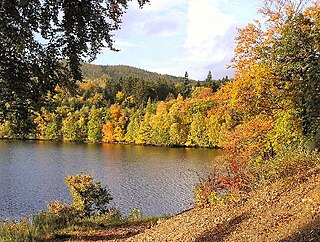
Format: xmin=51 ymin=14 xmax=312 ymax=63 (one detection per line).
xmin=0 ymin=70 xmax=229 ymax=146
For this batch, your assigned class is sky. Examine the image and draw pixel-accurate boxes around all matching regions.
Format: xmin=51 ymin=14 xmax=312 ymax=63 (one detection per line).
xmin=93 ymin=0 xmax=261 ymax=80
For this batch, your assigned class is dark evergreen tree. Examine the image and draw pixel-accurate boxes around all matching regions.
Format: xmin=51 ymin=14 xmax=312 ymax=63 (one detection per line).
xmin=182 ymin=71 xmax=191 ymax=98
xmin=204 ymin=70 xmax=220 ymax=92
xmin=205 ymin=70 xmax=213 ymax=83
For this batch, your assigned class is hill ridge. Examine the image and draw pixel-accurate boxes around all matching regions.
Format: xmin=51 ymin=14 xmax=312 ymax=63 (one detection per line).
xmin=81 ymin=63 xmax=190 ymax=83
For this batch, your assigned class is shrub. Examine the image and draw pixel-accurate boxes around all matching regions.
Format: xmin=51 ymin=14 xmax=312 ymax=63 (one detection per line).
xmin=106 ymin=209 xmax=123 ymax=224
xmin=47 ymin=200 xmax=78 ymax=227
xmin=0 ymin=219 xmax=34 ymax=242
xmin=254 ymin=148 xmax=320 ymax=183
xmin=0 ymin=213 xmax=60 ymax=242
xmin=193 ymin=174 xmax=233 ymax=206
xmin=65 ymin=172 xmax=113 ymax=217
xmin=78 ymin=208 xmax=123 ymax=228
xmin=128 ymin=208 xmax=142 ymax=222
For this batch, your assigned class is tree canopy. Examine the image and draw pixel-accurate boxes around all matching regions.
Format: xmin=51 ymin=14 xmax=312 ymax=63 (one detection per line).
xmin=0 ymin=0 xmax=149 ymax=134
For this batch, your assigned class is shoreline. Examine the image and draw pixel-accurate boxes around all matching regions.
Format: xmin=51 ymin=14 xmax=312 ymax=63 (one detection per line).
xmin=0 ymin=137 xmax=221 ymax=150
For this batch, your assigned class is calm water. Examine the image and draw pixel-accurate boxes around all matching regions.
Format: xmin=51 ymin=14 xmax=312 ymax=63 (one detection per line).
xmin=0 ymin=140 xmax=224 ymax=219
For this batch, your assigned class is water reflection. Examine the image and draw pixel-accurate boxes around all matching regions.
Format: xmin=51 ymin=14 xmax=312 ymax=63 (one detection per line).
xmin=0 ymin=141 xmax=224 ymax=219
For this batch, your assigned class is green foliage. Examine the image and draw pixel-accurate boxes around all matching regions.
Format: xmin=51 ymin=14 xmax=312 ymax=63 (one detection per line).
xmin=0 ymin=120 xmax=13 ymax=139
xmin=253 ymin=148 xmax=320 ymax=183
xmin=82 ymin=64 xmax=185 ymax=84
xmin=268 ymin=108 xmax=303 ymax=153
xmin=135 ymin=106 xmax=154 ymax=145
xmin=61 ymin=111 xmax=80 ymax=141
xmin=0 ymin=209 xmax=76 ymax=242
xmin=125 ymin=110 xmax=142 ymax=143
xmin=203 ymin=70 xmax=221 ymax=92
xmin=45 ymin=121 xmax=60 ymax=140
xmin=150 ymin=102 xmax=171 ymax=146
xmin=31 ymin=210 xmax=69 ymax=238
xmin=47 ymin=200 xmax=78 ymax=227
xmin=0 ymin=219 xmax=35 ymax=242
xmin=181 ymin=71 xmax=192 ymax=98
xmin=187 ymin=112 xmax=210 ymax=147
xmin=65 ymin=172 xmax=113 ymax=217
xmin=87 ymin=107 xmax=104 ymax=143
xmin=268 ymin=9 xmax=320 ymax=139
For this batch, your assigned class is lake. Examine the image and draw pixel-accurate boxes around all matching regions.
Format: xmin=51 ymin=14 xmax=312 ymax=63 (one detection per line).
xmin=0 ymin=140 xmax=224 ymax=220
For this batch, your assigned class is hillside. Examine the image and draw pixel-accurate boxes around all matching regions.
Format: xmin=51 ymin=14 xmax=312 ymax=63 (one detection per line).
xmin=81 ymin=63 xmax=189 ymax=83
xmin=122 ymin=168 xmax=320 ymax=242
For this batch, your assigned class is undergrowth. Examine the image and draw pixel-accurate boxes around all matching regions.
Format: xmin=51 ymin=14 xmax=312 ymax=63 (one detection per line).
xmin=0 ymin=208 xmax=159 ymax=242
xmin=194 ymin=147 xmax=320 ymax=207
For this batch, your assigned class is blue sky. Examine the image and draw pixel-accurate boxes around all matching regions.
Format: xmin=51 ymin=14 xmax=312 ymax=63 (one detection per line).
xmin=93 ymin=0 xmax=261 ymax=80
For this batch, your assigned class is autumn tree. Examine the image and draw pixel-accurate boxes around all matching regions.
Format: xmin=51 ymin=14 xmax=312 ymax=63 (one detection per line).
xmin=0 ymin=120 xmax=13 ymax=138
xmin=263 ymin=0 xmax=320 ymax=147
xmin=61 ymin=110 xmax=84 ymax=141
xmin=168 ymin=94 xmax=189 ymax=146
xmin=45 ymin=113 xmax=61 ymax=140
xmin=185 ymin=90 xmax=214 ymax=147
xmin=87 ymin=106 xmax=105 ymax=143
xmin=125 ymin=109 xmax=142 ymax=143
xmin=149 ymin=101 xmax=172 ymax=145
xmin=136 ymin=98 xmax=155 ymax=145
xmin=209 ymin=0 xmax=320 ymax=188
xmin=102 ymin=104 xmax=127 ymax=142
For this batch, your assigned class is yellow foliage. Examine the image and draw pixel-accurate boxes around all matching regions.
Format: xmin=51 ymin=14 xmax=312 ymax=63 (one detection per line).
xmin=102 ymin=121 xmax=115 ymax=143
xmin=115 ymin=91 xmax=124 ymax=102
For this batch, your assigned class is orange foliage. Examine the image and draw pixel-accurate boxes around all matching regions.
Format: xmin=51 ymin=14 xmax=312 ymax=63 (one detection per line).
xmin=102 ymin=104 xmax=127 ymax=143
xmin=102 ymin=121 xmax=115 ymax=143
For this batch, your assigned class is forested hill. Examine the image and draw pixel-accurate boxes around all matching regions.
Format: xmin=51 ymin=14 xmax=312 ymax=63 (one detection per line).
xmin=81 ymin=63 xmax=189 ymax=83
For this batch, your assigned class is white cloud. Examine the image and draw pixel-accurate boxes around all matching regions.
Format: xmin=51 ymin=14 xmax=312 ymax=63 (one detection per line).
xmin=185 ymin=0 xmax=236 ymax=62
xmin=141 ymin=11 xmax=184 ymax=37
xmin=119 ymin=1 xmax=186 ymax=38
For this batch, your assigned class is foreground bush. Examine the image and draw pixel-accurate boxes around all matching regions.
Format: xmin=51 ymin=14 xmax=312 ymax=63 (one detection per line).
xmin=65 ymin=172 xmax=113 ymax=217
